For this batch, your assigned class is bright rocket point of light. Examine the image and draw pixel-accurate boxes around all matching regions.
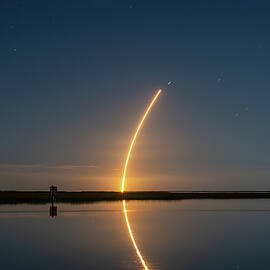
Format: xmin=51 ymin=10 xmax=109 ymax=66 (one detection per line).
xmin=121 ymin=89 xmax=162 ymax=270
xmin=121 ymin=89 xmax=162 ymax=193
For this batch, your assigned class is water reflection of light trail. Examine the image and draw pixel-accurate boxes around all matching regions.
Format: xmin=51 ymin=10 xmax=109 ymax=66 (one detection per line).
xmin=123 ymin=200 xmax=149 ymax=270
xmin=121 ymin=89 xmax=162 ymax=270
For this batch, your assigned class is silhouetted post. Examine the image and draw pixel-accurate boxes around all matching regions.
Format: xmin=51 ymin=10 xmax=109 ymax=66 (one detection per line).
xmin=49 ymin=186 xmax=57 ymax=218
xmin=50 ymin=185 xmax=57 ymax=203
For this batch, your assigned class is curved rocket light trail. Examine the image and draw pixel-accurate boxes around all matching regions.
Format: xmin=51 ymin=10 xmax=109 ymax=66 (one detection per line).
xmin=121 ymin=89 xmax=162 ymax=270
xmin=121 ymin=89 xmax=162 ymax=193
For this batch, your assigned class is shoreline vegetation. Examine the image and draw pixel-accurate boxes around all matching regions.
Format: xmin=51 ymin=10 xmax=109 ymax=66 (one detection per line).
xmin=1 ymin=191 xmax=270 ymax=204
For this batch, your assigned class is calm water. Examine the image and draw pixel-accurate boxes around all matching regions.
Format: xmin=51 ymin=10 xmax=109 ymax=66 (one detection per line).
xmin=1 ymin=199 xmax=270 ymax=270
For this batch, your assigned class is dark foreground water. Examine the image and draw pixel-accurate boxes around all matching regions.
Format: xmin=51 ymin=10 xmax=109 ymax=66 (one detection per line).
xmin=1 ymin=199 xmax=270 ymax=270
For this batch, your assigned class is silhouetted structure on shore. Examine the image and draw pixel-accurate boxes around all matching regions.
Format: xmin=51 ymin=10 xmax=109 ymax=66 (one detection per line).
xmin=49 ymin=186 xmax=57 ymax=217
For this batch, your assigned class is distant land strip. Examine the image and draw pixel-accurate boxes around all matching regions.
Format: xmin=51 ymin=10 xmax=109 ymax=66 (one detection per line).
xmin=1 ymin=191 xmax=270 ymax=204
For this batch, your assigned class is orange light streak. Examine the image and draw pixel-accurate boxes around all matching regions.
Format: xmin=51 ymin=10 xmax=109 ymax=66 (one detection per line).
xmin=121 ymin=89 xmax=162 ymax=193
xmin=121 ymin=89 xmax=162 ymax=270
xmin=123 ymin=200 xmax=149 ymax=270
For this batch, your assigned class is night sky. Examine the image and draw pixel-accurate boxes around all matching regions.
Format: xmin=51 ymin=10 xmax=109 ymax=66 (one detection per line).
xmin=1 ymin=0 xmax=270 ymax=191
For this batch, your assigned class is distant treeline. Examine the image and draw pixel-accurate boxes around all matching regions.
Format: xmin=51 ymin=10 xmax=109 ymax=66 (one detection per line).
xmin=1 ymin=191 xmax=270 ymax=204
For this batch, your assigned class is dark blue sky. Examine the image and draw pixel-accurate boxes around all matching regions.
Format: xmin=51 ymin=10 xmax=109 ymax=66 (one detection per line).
xmin=1 ymin=0 xmax=270 ymax=190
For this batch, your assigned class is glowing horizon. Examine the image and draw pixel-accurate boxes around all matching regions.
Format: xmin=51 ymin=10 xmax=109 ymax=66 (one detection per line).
xmin=121 ymin=89 xmax=162 ymax=192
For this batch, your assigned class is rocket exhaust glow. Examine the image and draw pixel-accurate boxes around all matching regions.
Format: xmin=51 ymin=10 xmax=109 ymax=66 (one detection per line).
xmin=121 ymin=89 xmax=162 ymax=270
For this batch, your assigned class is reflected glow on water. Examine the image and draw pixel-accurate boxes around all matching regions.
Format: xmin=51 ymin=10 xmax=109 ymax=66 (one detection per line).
xmin=123 ymin=200 xmax=149 ymax=270
xmin=2 ymin=200 xmax=270 ymax=269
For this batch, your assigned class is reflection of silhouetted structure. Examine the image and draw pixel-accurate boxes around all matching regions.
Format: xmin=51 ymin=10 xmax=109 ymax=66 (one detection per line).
xmin=50 ymin=205 xmax=57 ymax=217
xmin=49 ymin=185 xmax=57 ymax=218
